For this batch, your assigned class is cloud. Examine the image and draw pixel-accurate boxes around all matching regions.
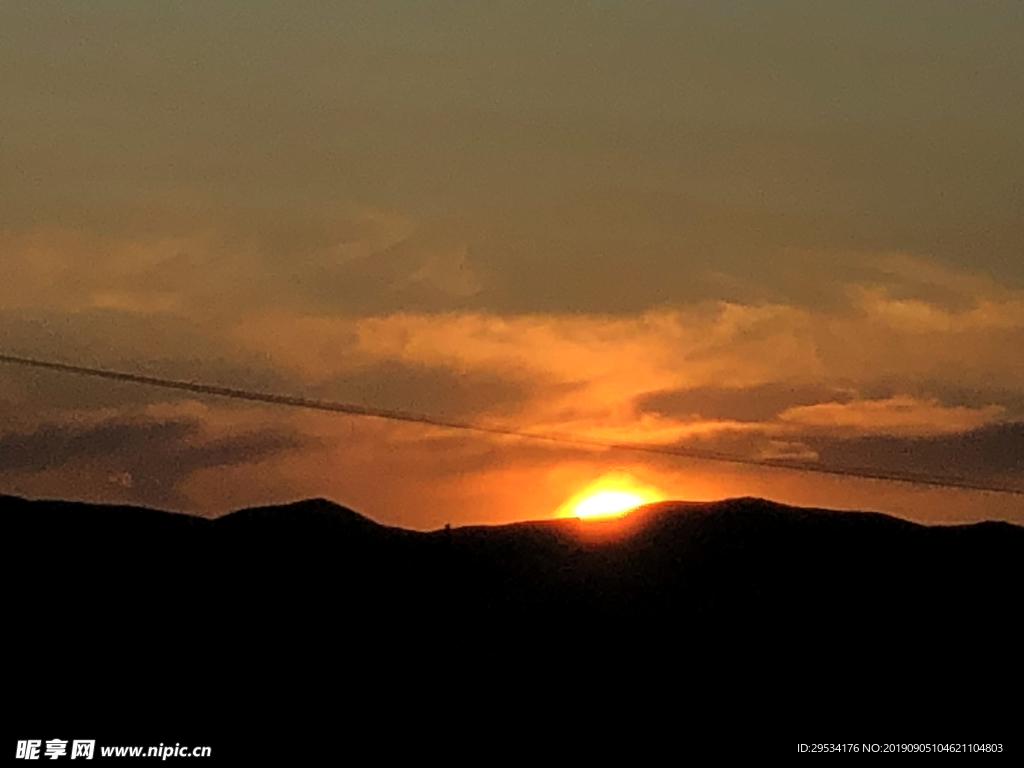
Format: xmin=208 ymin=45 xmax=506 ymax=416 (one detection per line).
xmin=636 ymin=383 xmax=854 ymax=423
xmin=0 ymin=416 xmax=307 ymax=510
xmin=806 ymin=422 xmax=1024 ymax=492
xmin=778 ymin=396 xmax=1005 ymax=437
xmin=236 ymin=268 xmax=1023 ymax=442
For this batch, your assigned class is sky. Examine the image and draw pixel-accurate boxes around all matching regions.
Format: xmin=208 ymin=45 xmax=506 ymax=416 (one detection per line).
xmin=1 ymin=1 xmax=1021 ymax=528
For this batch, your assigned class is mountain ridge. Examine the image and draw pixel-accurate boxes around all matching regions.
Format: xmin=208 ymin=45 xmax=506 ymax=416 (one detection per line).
xmin=9 ymin=492 xmax=1021 ymax=751
xmin=7 ymin=489 xmax=1020 ymax=535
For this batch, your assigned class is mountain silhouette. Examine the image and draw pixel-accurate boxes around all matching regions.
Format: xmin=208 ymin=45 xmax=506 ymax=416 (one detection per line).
xmin=9 ymin=494 xmax=1021 ymax=757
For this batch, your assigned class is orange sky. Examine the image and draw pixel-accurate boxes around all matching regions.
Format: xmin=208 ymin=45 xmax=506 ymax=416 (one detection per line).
xmin=1 ymin=3 xmax=1021 ymax=527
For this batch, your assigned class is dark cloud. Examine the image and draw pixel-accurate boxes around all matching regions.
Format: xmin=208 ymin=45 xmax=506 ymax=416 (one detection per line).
xmin=806 ymin=422 xmax=1024 ymax=491
xmin=639 ymin=391 xmax=1024 ymax=491
xmin=639 ymin=379 xmax=1024 ymax=429
xmin=0 ymin=420 xmax=189 ymax=474
xmin=0 ymin=417 xmax=307 ymax=509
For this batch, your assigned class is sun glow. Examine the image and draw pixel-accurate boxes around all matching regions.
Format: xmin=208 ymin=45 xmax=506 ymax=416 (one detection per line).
xmin=558 ymin=472 xmax=666 ymax=520
xmin=574 ymin=491 xmax=645 ymax=518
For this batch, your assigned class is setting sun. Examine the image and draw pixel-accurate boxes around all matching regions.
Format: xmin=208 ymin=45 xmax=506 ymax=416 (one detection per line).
xmin=557 ymin=471 xmax=666 ymax=520
xmin=574 ymin=491 xmax=645 ymax=519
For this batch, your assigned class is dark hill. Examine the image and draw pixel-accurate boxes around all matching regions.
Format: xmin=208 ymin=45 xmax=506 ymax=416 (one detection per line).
xmin=9 ymin=494 xmax=1021 ymax=756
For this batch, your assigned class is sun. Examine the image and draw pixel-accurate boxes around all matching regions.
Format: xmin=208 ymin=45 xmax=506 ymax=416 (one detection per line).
xmin=574 ymin=491 xmax=645 ymax=519
xmin=558 ymin=472 xmax=666 ymax=520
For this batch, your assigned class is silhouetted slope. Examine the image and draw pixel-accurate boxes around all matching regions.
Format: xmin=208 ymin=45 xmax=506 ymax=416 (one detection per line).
xmin=8 ymin=494 xmax=1021 ymax=754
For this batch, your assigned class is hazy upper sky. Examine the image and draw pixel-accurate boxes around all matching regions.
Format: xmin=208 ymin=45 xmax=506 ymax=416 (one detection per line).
xmin=2 ymin=1 xmax=1022 ymax=527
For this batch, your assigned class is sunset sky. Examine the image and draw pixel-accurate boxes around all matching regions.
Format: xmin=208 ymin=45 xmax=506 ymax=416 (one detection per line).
xmin=2 ymin=2 xmax=1021 ymax=528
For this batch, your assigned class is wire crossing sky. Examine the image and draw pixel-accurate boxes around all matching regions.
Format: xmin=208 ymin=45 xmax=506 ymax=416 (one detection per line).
xmin=2 ymin=353 xmax=1019 ymax=497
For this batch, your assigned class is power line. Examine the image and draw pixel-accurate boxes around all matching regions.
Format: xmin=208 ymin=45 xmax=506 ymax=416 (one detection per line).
xmin=1 ymin=352 xmax=1021 ymax=496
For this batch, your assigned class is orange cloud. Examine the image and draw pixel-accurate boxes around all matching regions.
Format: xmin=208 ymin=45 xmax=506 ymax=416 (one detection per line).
xmin=3 ymin=224 xmax=1022 ymax=526
xmin=779 ymin=396 xmax=1005 ymax=436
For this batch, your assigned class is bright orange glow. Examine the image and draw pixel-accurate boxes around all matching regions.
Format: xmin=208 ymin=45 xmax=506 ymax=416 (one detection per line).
xmin=557 ymin=471 xmax=666 ymax=520
xmin=574 ymin=491 xmax=644 ymax=519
